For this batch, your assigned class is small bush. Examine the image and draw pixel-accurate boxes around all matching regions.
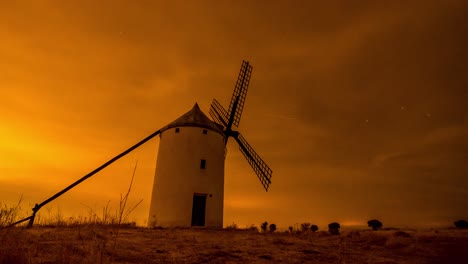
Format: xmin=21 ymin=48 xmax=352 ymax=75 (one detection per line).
xmin=261 ymin=221 xmax=268 ymax=232
xmin=454 ymin=220 xmax=468 ymax=229
xmin=288 ymin=226 xmax=294 ymax=233
xmin=367 ymin=219 xmax=383 ymax=230
xmin=311 ymin=225 xmax=318 ymax=232
xmin=301 ymin=222 xmax=311 ymax=232
xmin=247 ymin=224 xmax=259 ymax=232
xmin=328 ymin=222 xmax=340 ymax=235
xmin=269 ymin=224 xmax=277 ymax=232
xmin=225 ymin=222 xmax=238 ymax=230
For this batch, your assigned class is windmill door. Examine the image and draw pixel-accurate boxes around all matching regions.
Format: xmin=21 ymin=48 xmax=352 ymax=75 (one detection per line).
xmin=191 ymin=194 xmax=206 ymax=226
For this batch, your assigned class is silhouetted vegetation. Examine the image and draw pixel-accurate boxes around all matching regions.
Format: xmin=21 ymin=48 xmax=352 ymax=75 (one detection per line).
xmin=288 ymin=226 xmax=294 ymax=233
xmin=0 ymin=196 xmax=23 ymax=227
xmin=225 ymin=222 xmax=238 ymax=230
xmin=311 ymin=225 xmax=318 ymax=232
xmin=454 ymin=220 xmax=468 ymax=229
xmin=367 ymin=219 xmax=383 ymax=230
xmin=301 ymin=222 xmax=311 ymax=232
xmin=328 ymin=222 xmax=340 ymax=235
xmin=247 ymin=224 xmax=259 ymax=232
xmin=269 ymin=224 xmax=277 ymax=232
xmin=261 ymin=221 xmax=268 ymax=232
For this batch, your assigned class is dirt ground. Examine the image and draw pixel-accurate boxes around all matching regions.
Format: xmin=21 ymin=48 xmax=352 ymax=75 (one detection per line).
xmin=1 ymin=226 xmax=467 ymax=263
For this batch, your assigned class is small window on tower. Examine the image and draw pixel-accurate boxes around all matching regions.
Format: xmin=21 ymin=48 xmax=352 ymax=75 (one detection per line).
xmin=203 ymin=129 xmax=207 ymax=134
xmin=200 ymin=159 xmax=206 ymax=169
xmin=175 ymin=128 xmax=180 ymax=133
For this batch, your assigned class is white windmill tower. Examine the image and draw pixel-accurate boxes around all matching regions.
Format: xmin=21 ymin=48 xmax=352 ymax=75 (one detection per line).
xmin=148 ymin=61 xmax=273 ymax=228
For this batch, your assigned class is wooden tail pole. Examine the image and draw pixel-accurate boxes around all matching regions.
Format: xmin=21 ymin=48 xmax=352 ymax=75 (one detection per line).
xmin=8 ymin=129 xmax=162 ymax=228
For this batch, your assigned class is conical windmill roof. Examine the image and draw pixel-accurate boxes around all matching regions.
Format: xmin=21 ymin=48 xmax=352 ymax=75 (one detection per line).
xmin=162 ymin=103 xmax=224 ymax=134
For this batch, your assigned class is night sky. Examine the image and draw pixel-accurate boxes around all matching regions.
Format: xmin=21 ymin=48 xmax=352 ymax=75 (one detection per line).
xmin=1 ymin=1 xmax=467 ymax=228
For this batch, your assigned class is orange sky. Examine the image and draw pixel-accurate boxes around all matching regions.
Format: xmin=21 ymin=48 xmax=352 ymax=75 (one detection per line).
xmin=1 ymin=0 xmax=467 ymax=228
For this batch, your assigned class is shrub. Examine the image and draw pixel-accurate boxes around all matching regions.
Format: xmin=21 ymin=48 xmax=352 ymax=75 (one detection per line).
xmin=261 ymin=221 xmax=268 ymax=232
xmin=247 ymin=224 xmax=259 ymax=232
xmin=454 ymin=220 xmax=468 ymax=229
xmin=311 ymin=225 xmax=318 ymax=232
xmin=288 ymin=226 xmax=294 ymax=233
xmin=225 ymin=222 xmax=238 ymax=230
xmin=301 ymin=222 xmax=311 ymax=232
xmin=269 ymin=223 xmax=277 ymax=232
xmin=367 ymin=219 xmax=383 ymax=230
xmin=328 ymin=222 xmax=340 ymax=235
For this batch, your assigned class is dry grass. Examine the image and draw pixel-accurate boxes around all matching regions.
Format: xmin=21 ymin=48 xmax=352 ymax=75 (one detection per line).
xmin=0 ymin=196 xmax=24 ymax=227
xmin=1 ymin=226 xmax=467 ymax=263
xmin=2 ymin=176 xmax=467 ymax=264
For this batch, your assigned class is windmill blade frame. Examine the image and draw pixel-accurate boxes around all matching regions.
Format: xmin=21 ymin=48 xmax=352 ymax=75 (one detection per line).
xmin=209 ymin=98 xmax=229 ymax=127
xmin=233 ymin=133 xmax=272 ymax=191
xmin=227 ymin=60 xmax=252 ymax=128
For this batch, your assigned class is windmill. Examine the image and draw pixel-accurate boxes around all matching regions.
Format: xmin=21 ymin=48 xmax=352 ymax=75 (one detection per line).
xmin=10 ymin=60 xmax=272 ymax=229
xmin=209 ymin=61 xmax=273 ymax=191
xmin=148 ymin=60 xmax=272 ymax=228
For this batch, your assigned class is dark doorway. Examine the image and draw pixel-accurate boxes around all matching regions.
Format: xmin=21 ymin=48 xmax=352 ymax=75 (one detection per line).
xmin=191 ymin=194 xmax=207 ymax=226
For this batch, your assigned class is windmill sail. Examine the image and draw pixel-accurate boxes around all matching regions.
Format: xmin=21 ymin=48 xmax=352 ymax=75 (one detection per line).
xmin=234 ymin=133 xmax=272 ymax=191
xmin=209 ymin=60 xmax=273 ymax=192
xmin=209 ymin=98 xmax=229 ymax=127
xmin=227 ymin=60 xmax=252 ymax=128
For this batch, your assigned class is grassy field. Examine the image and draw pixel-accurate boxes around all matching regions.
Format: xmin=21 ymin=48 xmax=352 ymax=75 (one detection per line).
xmin=1 ymin=225 xmax=467 ymax=263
